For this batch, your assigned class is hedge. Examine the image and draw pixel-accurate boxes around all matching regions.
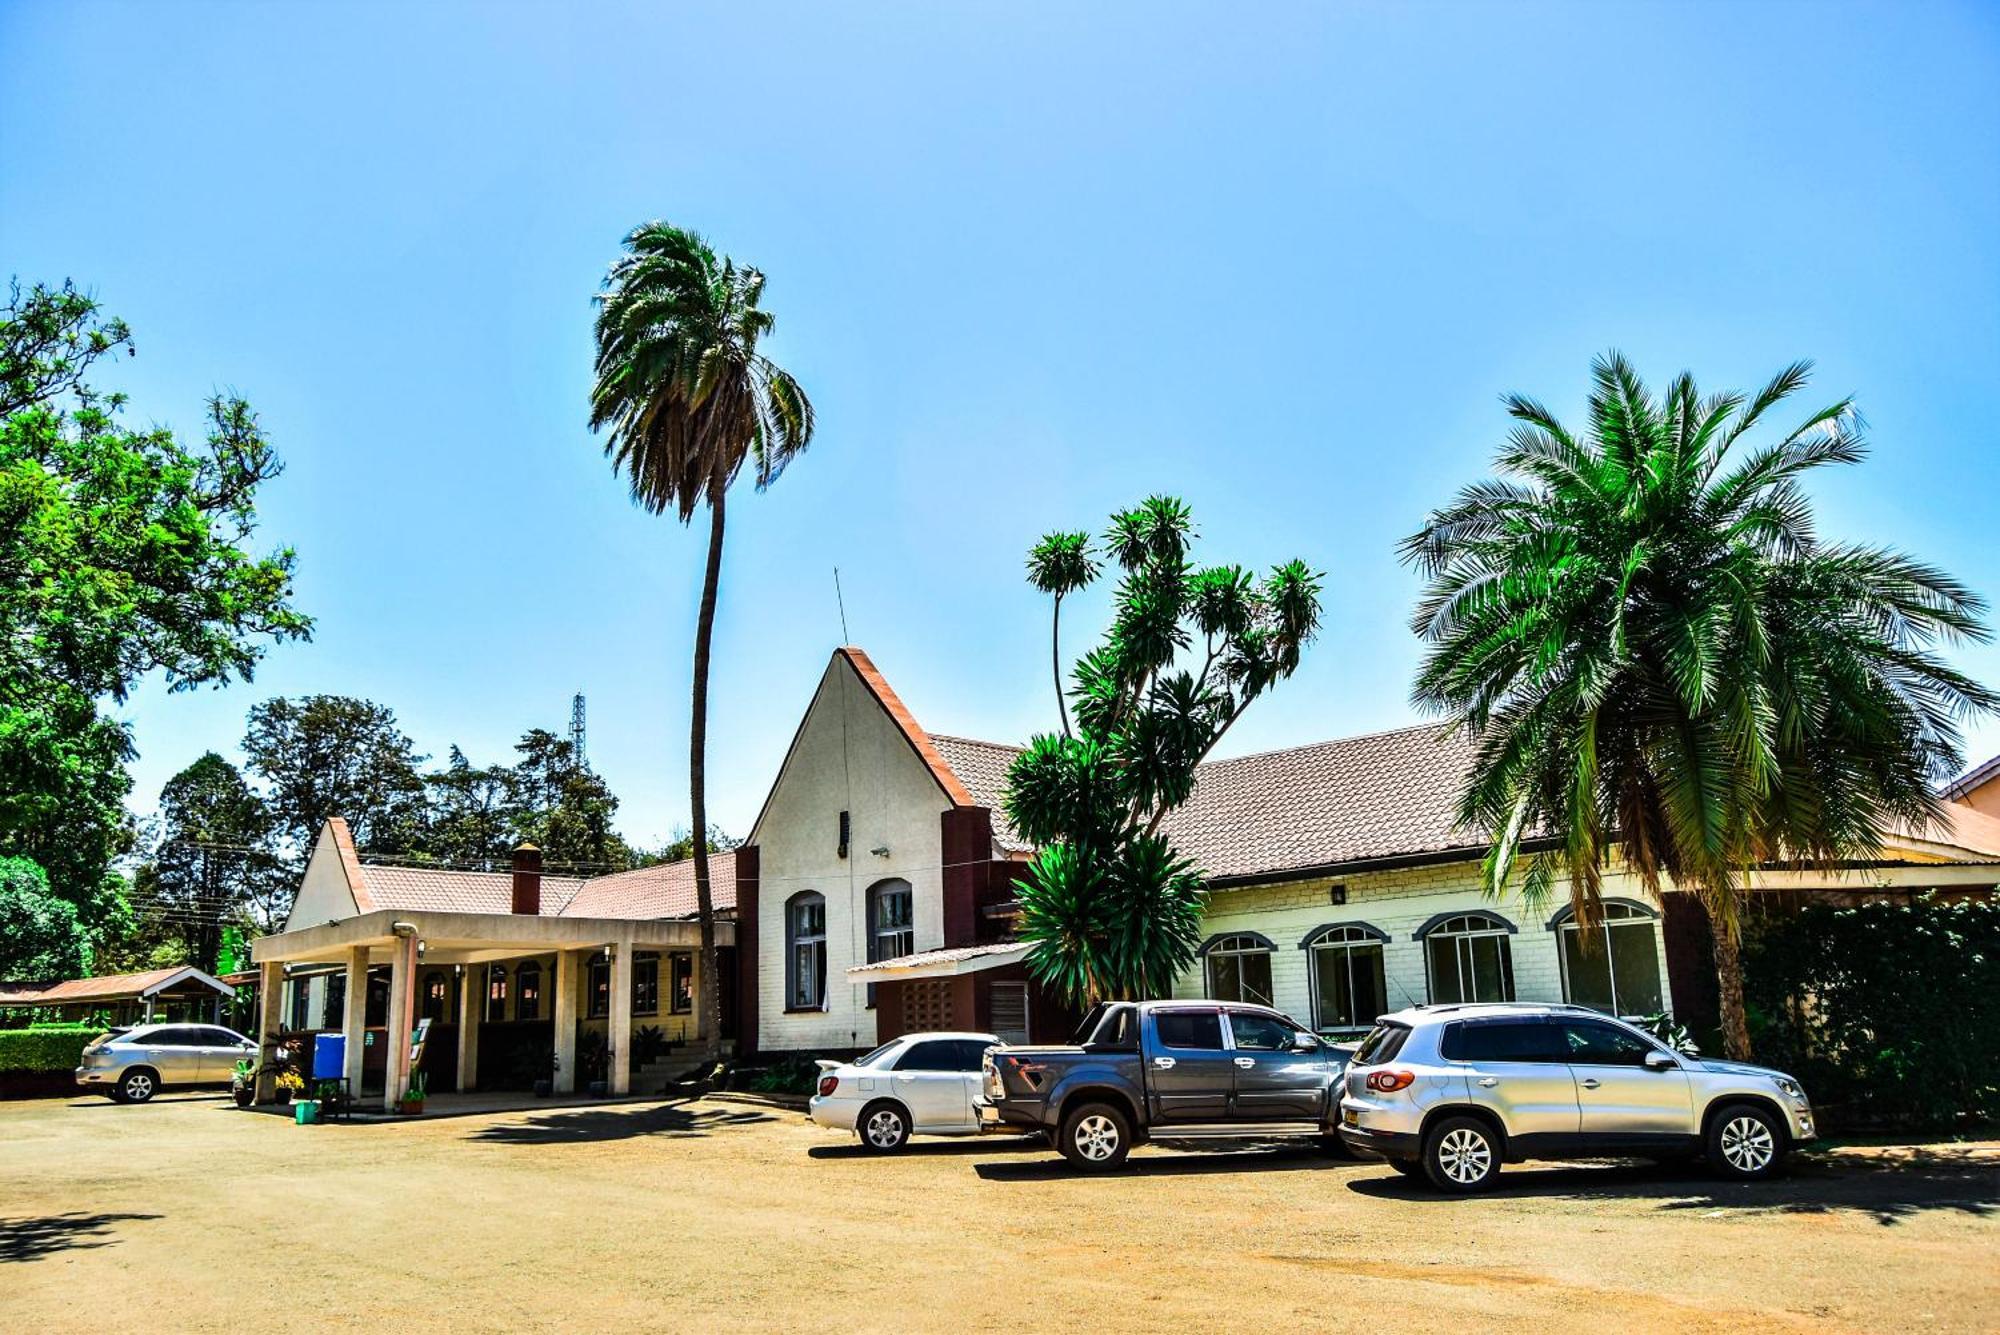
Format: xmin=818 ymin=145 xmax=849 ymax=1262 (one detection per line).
xmin=1745 ymin=895 xmax=2000 ymax=1129
xmin=0 ymin=1025 xmax=106 ymax=1074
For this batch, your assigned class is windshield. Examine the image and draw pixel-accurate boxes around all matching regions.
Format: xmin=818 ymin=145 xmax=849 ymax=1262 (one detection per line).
xmin=1351 ymin=1021 xmax=1411 ymax=1066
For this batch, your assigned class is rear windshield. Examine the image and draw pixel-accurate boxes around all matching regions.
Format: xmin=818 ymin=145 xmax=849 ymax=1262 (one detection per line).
xmin=854 ymin=1041 xmax=902 ymax=1068
xmin=1084 ymin=1005 xmax=1140 ymax=1050
xmin=1351 ymin=1022 xmax=1411 ymax=1066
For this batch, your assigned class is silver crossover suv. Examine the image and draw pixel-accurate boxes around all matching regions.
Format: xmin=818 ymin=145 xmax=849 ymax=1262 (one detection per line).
xmin=1338 ymin=1003 xmax=1815 ymax=1192
xmin=75 ymin=1023 xmax=258 ymax=1103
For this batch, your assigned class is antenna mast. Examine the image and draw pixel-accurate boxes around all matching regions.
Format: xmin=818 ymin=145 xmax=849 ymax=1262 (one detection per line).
xmin=570 ymin=691 xmax=588 ymax=770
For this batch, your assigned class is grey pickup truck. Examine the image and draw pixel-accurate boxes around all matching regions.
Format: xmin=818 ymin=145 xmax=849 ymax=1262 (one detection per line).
xmin=978 ymin=999 xmax=1354 ymax=1169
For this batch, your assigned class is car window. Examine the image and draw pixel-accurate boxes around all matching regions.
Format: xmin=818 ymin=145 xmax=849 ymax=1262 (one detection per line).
xmin=1154 ymin=1010 xmax=1224 ymax=1050
xmin=854 ymin=1041 xmax=901 ymax=1068
xmin=896 ymin=1040 xmax=964 ymax=1072
xmin=148 ymin=1027 xmax=201 ymax=1047
xmin=1351 ymin=1022 xmax=1410 ymax=1066
xmin=1440 ymin=1020 xmax=1560 ymax=1063
xmin=951 ymin=1040 xmax=993 ymax=1071
xmin=1227 ymin=1011 xmax=1295 ymax=1052
xmin=1558 ymin=1019 xmax=1655 ymax=1067
xmin=197 ymin=1028 xmax=243 ymax=1046
xmin=1086 ymin=1005 xmax=1140 ymax=1050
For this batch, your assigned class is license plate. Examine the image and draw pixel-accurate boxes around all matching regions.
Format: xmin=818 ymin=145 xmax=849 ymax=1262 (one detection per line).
xmin=1343 ymin=1107 xmax=1359 ymax=1127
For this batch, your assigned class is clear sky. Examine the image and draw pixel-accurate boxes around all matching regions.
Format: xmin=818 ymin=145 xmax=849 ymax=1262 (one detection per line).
xmin=4 ymin=1 xmax=1997 ymax=852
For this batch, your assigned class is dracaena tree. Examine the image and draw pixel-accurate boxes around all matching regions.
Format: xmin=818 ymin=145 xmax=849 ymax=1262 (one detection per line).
xmin=1402 ymin=353 xmax=1995 ymax=1058
xmin=1006 ymin=496 xmax=1323 ymax=1005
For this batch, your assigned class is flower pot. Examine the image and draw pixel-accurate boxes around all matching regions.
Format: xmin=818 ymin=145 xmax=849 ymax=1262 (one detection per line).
xmin=276 ymin=1088 xmax=295 ymax=1106
xmin=398 ymin=1099 xmax=424 ymax=1116
xmin=232 ymin=1085 xmax=255 ymax=1108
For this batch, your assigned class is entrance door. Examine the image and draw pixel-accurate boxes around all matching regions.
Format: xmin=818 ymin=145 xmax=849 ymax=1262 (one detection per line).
xmin=1440 ymin=1017 xmax=1579 ymax=1138
xmin=1557 ymin=1017 xmax=1693 ymax=1137
xmin=1224 ymin=1008 xmax=1328 ymax=1122
xmin=1147 ymin=1008 xmax=1233 ymax=1124
xmin=890 ymin=1037 xmax=976 ymax=1130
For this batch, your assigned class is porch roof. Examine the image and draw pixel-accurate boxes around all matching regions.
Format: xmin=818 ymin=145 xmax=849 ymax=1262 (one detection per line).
xmin=0 ymin=965 xmax=236 ymax=1007
xmin=251 ymin=907 xmax=729 ymax=968
xmin=844 ymin=941 xmax=1030 ymax=982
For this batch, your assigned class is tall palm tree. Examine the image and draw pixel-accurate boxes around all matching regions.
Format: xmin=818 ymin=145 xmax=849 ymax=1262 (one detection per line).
xmin=590 ymin=223 xmax=814 ymax=1047
xmin=1402 ymin=353 xmax=1994 ymax=1058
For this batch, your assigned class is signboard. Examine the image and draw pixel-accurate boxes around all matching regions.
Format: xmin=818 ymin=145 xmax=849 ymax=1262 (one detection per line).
xmin=408 ymin=1016 xmax=433 ymax=1073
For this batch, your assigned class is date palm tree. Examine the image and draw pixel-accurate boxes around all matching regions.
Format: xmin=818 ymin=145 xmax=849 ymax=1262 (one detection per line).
xmin=590 ymin=222 xmax=814 ymax=1044
xmin=1402 ymin=353 xmax=1993 ymax=1058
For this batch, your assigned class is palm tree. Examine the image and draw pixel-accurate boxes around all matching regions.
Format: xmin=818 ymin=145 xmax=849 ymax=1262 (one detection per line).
xmin=1025 ymin=531 xmax=1097 ymax=736
xmin=1402 ymin=353 xmax=1994 ymax=1058
xmin=590 ymin=222 xmax=814 ymax=1046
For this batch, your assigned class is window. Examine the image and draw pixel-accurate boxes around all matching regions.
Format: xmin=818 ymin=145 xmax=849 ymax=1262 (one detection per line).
xmin=1082 ymin=1004 xmax=1140 ymax=1050
xmin=587 ymin=954 xmax=610 ymax=1018
xmin=896 ymin=1039 xmax=976 ymax=1072
xmin=786 ymin=892 xmax=827 ymax=1011
xmin=1555 ymin=901 xmax=1665 ymax=1016
xmin=1352 ymin=1021 xmax=1411 ymax=1066
xmin=1202 ymin=934 xmax=1275 ymax=1007
xmin=288 ymin=983 xmax=309 ymax=1031
xmin=865 ymin=879 xmax=913 ymax=1006
xmin=670 ymin=954 xmax=693 ymax=1014
xmin=1155 ymin=1010 xmax=1225 ymax=1050
xmin=989 ymin=981 xmax=1030 ymax=1045
xmin=1557 ymin=1018 xmax=1657 ymax=1067
xmin=1304 ymin=924 xmax=1388 ymax=1031
xmin=633 ymin=952 xmax=659 ymax=1015
xmin=421 ymin=971 xmax=449 ymax=1022
xmin=324 ymin=973 xmax=346 ymax=1029
xmin=516 ymin=961 xmax=542 ymax=1021
xmin=1419 ymin=912 xmax=1516 ymax=1004
xmin=486 ymin=965 xmax=510 ymax=1023
xmin=1227 ymin=1010 xmax=1297 ymax=1052
xmin=1440 ymin=1019 xmax=1559 ymax=1063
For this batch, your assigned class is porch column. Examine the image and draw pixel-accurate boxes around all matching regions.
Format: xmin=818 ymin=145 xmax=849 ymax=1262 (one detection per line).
xmin=254 ymin=960 xmax=282 ymax=1103
xmin=685 ymin=947 xmax=704 ymax=1049
xmin=341 ymin=947 xmax=367 ymax=1097
xmin=609 ymin=941 xmax=634 ymax=1096
xmin=552 ymin=948 xmax=578 ymax=1094
xmin=383 ymin=932 xmax=416 ymax=1112
xmin=456 ymin=963 xmax=480 ymax=1092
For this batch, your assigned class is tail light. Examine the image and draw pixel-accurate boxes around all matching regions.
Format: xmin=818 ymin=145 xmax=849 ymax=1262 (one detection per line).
xmin=1366 ymin=1069 xmax=1415 ymax=1093
xmin=816 ymin=1075 xmax=839 ymax=1097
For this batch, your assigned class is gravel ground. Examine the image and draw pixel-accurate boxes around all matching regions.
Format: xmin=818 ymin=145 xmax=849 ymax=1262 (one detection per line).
xmin=0 ymin=1092 xmax=1994 ymax=1333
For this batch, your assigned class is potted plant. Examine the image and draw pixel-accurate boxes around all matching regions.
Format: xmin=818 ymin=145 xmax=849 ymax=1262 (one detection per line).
xmin=274 ymin=1068 xmax=305 ymax=1106
xmin=231 ymin=1058 xmax=258 ymax=1107
xmin=579 ymin=1030 xmax=608 ymax=1096
xmin=398 ymin=1071 xmax=427 ymax=1115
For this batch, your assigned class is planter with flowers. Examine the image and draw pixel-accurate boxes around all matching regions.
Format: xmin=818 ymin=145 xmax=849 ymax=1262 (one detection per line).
xmin=398 ymin=1071 xmax=427 ymax=1116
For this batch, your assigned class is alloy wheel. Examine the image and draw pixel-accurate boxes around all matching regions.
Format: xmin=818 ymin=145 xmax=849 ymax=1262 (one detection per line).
xmin=125 ymin=1073 xmax=154 ymax=1101
xmin=1073 ymin=1113 xmax=1120 ymax=1162
xmin=864 ymin=1109 xmax=905 ymax=1148
xmin=1436 ymin=1127 xmax=1492 ymax=1184
xmin=1719 ymin=1115 xmax=1775 ymax=1173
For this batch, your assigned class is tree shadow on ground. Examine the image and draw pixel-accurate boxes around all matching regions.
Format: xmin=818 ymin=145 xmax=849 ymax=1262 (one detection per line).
xmin=975 ymin=1141 xmax=1359 ymax=1182
xmin=0 ymin=1213 xmax=161 ymax=1263
xmin=1345 ymin=1148 xmax=1998 ymax=1226
xmin=808 ymin=1134 xmax=1046 ymax=1161
xmin=466 ymin=1100 xmax=773 ymax=1146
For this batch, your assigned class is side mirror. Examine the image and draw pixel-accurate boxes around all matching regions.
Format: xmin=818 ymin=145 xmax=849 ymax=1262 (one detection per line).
xmin=1292 ymin=1032 xmax=1321 ymax=1053
xmin=1644 ymin=1049 xmax=1677 ymax=1071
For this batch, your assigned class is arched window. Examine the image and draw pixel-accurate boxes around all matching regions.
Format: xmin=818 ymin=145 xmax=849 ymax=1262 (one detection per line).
xmin=1301 ymin=924 xmax=1388 ymax=1031
xmin=786 ymin=891 xmax=827 ymax=1011
xmin=868 ymin=880 xmax=914 ymax=965
xmin=486 ymin=963 xmax=510 ymax=1023
xmin=421 ymin=970 xmax=449 ymax=1022
xmin=1552 ymin=900 xmax=1664 ymax=1016
xmin=516 ymin=960 xmax=542 ymax=1021
xmin=1200 ymin=932 xmax=1275 ymax=1007
xmin=1417 ymin=911 xmax=1515 ymax=1004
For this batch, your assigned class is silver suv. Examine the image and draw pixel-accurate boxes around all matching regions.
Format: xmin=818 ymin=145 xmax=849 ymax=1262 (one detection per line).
xmin=1338 ymin=1003 xmax=1815 ymax=1192
xmin=75 ymin=1023 xmax=258 ymax=1103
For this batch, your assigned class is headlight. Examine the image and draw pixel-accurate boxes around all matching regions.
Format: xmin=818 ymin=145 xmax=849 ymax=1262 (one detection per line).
xmin=1774 ymin=1077 xmax=1805 ymax=1100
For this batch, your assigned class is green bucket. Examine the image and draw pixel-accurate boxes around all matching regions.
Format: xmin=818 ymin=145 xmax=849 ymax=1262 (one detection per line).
xmin=294 ymin=1099 xmax=319 ymax=1125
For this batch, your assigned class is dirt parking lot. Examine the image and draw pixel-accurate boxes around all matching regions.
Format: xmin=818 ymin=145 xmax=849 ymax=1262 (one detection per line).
xmin=0 ymin=1092 xmax=1994 ymax=1333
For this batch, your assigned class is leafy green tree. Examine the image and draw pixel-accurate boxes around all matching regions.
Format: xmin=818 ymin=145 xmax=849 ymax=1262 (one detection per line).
xmin=423 ymin=746 xmax=519 ymax=870
xmin=654 ymin=823 xmax=741 ymax=866
xmin=1006 ymin=496 xmax=1323 ymax=1004
xmin=590 ymin=222 xmax=815 ymax=1042
xmin=505 ymin=729 xmax=634 ymax=871
xmin=0 ymin=279 xmax=309 ymax=943
xmin=1402 ymin=354 xmax=1995 ymax=1057
xmin=242 ymin=696 xmax=430 ymax=882
xmin=134 ymin=753 xmax=281 ymax=965
xmin=1027 ymin=532 xmax=1099 ymax=737
xmin=0 ymin=856 xmax=90 ymax=981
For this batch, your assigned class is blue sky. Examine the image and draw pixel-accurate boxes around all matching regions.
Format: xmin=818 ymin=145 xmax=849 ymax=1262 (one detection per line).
xmin=4 ymin=1 xmax=1997 ymax=851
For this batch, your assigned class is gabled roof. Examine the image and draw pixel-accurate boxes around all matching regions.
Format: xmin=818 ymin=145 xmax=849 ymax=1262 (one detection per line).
xmin=0 ymin=965 xmax=235 ymax=1005
xmin=355 ymin=864 xmax=590 ymax=917
xmin=559 ymin=849 xmax=740 ymax=920
xmin=1945 ymin=754 xmax=2000 ymax=802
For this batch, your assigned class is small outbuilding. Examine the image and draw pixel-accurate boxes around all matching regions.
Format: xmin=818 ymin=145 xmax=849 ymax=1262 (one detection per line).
xmin=0 ymin=965 xmax=237 ymax=1025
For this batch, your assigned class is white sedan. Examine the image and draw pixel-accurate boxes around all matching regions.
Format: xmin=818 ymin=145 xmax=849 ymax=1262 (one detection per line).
xmin=809 ymin=1031 xmax=1000 ymax=1151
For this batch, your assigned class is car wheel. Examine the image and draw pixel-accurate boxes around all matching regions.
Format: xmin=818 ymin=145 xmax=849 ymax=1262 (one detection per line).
xmin=1059 ymin=1102 xmax=1132 ymax=1170
xmin=118 ymin=1068 xmax=159 ymax=1104
xmin=858 ymin=1101 xmax=911 ymax=1152
xmin=1706 ymin=1102 xmax=1785 ymax=1181
xmin=1422 ymin=1116 xmax=1502 ymax=1192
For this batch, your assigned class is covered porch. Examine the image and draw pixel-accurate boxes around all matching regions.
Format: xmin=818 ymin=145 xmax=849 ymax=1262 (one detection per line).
xmin=251 ymin=908 xmax=731 ymax=1112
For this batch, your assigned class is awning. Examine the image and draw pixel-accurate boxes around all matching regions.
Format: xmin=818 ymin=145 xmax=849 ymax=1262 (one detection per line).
xmin=844 ymin=941 xmax=1031 ymax=983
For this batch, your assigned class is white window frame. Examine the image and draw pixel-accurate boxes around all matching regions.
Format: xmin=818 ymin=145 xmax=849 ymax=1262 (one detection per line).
xmin=1305 ymin=926 xmax=1387 ymax=1031
xmin=787 ymin=892 xmax=827 ymax=1011
xmin=1203 ymin=934 xmax=1275 ymax=1007
xmin=1421 ymin=913 xmax=1515 ymax=1004
xmin=1555 ymin=901 xmax=1664 ymax=1016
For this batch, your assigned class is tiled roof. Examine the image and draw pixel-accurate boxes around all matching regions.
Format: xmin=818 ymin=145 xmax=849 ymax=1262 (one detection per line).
xmin=356 ymin=865 xmax=590 ymax=917
xmin=0 ymin=966 xmax=234 ymax=1003
xmin=558 ymin=850 xmax=740 ymax=920
xmin=1945 ymin=754 xmax=2000 ymax=801
xmin=930 ymin=735 xmax=1034 ymax=852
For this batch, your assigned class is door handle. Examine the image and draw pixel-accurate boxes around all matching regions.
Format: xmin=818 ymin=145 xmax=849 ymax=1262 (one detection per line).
xmin=1233 ymin=1057 xmax=1255 ymax=1069
xmin=1579 ymin=1078 xmax=1601 ymax=1090
xmin=1476 ymin=1077 xmax=1498 ymax=1088
xmin=1151 ymin=1056 xmax=1176 ymax=1070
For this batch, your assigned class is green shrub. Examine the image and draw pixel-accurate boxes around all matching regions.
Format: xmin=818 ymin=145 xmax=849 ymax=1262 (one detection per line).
xmin=745 ymin=1053 xmax=825 ymax=1096
xmin=0 ymin=1024 xmax=106 ymax=1074
xmin=1745 ymin=895 xmax=2000 ymax=1128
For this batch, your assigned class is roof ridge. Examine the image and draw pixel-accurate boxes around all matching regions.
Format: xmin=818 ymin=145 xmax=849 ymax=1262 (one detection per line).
xmin=928 ymin=733 xmax=1025 ymax=750
xmin=1196 ymin=719 xmax=1455 ymax=769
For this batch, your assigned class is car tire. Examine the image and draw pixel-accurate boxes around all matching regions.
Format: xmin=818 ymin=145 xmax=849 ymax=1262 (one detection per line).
xmin=1421 ymin=1115 xmax=1502 ymax=1193
xmin=857 ymin=1101 xmax=911 ymax=1153
xmin=1059 ymin=1101 xmax=1132 ymax=1171
xmin=117 ymin=1068 xmax=159 ymax=1104
xmin=1706 ymin=1102 xmax=1786 ymax=1181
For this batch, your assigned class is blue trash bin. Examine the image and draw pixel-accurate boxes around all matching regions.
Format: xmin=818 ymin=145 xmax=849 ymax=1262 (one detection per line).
xmin=312 ymin=1033 xmax=346 ymax=1081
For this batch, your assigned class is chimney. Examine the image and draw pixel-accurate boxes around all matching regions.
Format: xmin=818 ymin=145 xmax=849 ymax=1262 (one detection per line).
xmin=511 ymin=843 xmax=543 ymax=915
